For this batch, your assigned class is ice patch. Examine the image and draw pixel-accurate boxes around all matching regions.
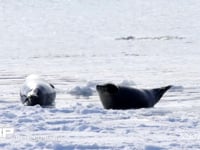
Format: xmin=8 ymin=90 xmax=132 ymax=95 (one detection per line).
xmin=73 ymin=103 xmax=106 ymax=114
xmin=116 ymin=36 xmax=185 ymax=41
xmin=145 ymin=145 xmax=166 ymax=150
xmin=53 ymin=144 xmax=111 ymax=150
xmin=1 ymin=112 xmax=17 ymax=119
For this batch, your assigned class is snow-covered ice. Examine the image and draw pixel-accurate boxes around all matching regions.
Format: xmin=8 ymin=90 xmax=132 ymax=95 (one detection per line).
xmin=0 ymin=0 xmax=200 ymax=149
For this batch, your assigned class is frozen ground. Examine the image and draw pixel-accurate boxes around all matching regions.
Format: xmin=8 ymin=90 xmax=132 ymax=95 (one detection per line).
xmin=0 ymin=0 xmax=200 ymax=149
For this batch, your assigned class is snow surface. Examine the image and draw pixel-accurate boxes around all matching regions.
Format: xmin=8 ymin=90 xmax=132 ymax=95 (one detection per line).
xmin=0 ymin=0 xmax=200 ymax=149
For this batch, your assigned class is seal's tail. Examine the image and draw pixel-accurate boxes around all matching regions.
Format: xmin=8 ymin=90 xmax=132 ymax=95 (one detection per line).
xmin=165 ymin=85 xmax=172 ymax=91
xmin=154 ymin=85 xmax=172 ymax=103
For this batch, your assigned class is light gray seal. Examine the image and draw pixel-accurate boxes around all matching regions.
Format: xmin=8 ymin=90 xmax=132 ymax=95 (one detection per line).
xmin=96 ymin=83 xmax=172 ymax=109
xmin=20 ymin=75 xmax=56 ymax=107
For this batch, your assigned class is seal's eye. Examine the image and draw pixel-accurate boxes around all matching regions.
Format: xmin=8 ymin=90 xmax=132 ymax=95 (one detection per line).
xmin=106 ymin=84 xmax=118 ymax=94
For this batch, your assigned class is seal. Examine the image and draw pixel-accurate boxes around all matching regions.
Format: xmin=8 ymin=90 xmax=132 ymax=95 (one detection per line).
xmin=96 ymin=83 xmax=172 ymax=109
xmin=20 ymin=74 xmax=56 ymax=107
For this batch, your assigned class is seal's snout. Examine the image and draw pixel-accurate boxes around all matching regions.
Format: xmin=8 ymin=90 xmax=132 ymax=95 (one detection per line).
xmin=29 ymin=94 xmax=39 ymax=101
xmin=96 ymin=85 xmax=100 ymax=90
xmin=25 ymin=89 xmax=40 ymax=106
xmin=24 ymin=95 xmax=39 ymax=106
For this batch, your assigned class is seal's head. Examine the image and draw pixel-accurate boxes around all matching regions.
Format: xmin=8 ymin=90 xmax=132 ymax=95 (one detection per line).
xmin=24 ymin=88 xmax=40 ymax=106
xmin=20 ymin=74 xmax=56 ymax=107
xmin=96 ymin=83 xmax=119 ymax=109
xmin=96 ymin=83 xmax=118 ymax=94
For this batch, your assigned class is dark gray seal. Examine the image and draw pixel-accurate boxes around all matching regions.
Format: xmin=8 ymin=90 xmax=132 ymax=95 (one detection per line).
xmin=96 ymin=83 xmax=172 ymax=109
xmin=20 ymin=75 xmax=56 ymax=107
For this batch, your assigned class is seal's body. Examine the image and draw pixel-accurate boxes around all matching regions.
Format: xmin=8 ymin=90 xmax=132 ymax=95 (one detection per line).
xmin=96 ymin=83 xmax=171 ymax=109
xmin=20 ymin=75 xmax=56 ymax=107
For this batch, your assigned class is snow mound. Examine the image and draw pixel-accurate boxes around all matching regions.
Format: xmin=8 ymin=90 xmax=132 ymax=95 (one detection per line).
xmin=118 ymin=80 xmax=136 ymax=87
xmin=68 ymin=81 xmax=98 ymax=98
xmin=145 ymin=145 xmax=166 ymax=150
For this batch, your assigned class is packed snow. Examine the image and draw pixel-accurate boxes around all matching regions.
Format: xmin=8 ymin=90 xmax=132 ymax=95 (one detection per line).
xmin=0 ymin=0 xmax=200 ymax=149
